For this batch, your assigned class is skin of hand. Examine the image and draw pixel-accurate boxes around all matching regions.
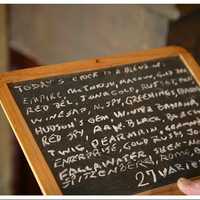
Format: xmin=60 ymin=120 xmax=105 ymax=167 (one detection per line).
xmin=177 ymin=178 xmax=200 ymax=195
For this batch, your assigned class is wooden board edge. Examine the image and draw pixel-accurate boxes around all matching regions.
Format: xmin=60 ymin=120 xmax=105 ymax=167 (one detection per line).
xmin=138 ymin=176 xmax=200 ymax=195
xmin=0 ymin=45 xmax=191 ymax=84
xmin=179 ymin=49 xmax=200 ymax=87
xmin=0 ymin=84 xmax=62 ymax=195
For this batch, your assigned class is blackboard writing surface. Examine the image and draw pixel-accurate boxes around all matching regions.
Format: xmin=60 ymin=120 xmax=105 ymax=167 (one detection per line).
xmin=1 ymin=46 xmax=200 ymax=194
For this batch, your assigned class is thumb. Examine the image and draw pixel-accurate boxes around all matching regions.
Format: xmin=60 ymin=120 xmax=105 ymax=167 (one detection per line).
xmin=177 ymin=178 xmax=200 ymax=195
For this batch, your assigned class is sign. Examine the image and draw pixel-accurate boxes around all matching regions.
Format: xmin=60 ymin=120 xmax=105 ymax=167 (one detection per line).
xmin=1 ymin=47 xmax=200 ymax=194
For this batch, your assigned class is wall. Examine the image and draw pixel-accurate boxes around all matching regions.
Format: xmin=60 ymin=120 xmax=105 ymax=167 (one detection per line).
xmin=10 ymin=5 xmax=179 ymax=65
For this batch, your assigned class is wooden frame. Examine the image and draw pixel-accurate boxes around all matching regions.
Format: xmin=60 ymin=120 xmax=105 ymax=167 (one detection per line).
xmin=0 ymin=46 xmax=200 ymax=195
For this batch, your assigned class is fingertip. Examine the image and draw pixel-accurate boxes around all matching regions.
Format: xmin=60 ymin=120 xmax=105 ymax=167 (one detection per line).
xmin=177 ymin=177 xmax=190 ymax=194
xmin=177 ymin=177 xmax=190 ymax=186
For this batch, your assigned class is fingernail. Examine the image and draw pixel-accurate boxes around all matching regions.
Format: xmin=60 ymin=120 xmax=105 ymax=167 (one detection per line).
xmin=178 ymin=177 xmax=192 ymax=187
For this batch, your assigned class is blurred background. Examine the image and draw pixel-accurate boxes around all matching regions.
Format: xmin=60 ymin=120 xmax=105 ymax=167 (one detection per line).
xmin=0 ymin=4 xmax=200 ymax=195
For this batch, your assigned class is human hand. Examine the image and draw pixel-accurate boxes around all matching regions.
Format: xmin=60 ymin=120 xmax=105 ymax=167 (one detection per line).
xmin=177 ymin=178 xmax=200 ymax=195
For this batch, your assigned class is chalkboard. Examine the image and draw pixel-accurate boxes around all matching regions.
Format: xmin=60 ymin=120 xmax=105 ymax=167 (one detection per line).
xmin=1 ymin=47 xmax=200 ymax=195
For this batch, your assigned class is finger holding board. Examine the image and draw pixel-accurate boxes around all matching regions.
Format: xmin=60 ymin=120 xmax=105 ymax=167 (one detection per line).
xmin=0 ymin=46 xmax=200 ymax=195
